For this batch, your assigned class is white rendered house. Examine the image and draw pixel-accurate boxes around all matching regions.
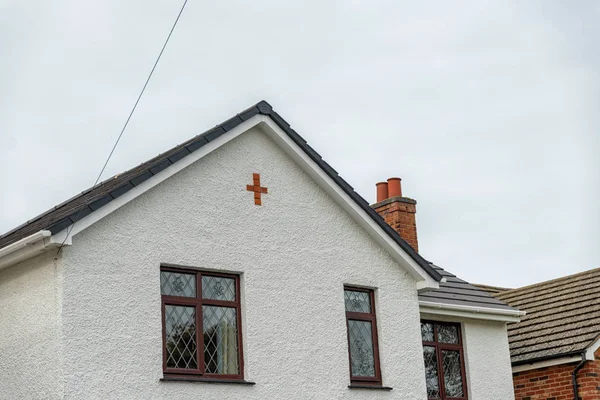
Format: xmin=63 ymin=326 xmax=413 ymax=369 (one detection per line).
xmin=0 ymin=102 xmax=522 ymax=399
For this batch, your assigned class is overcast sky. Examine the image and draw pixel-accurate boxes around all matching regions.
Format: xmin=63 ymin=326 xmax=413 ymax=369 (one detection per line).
xmin=1 ymin=0 xmax=598 ymax=288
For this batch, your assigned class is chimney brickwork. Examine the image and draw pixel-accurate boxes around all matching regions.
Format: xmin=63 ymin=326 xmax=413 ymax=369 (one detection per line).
xmin=372 ymin=178 xmax=419 ymax=253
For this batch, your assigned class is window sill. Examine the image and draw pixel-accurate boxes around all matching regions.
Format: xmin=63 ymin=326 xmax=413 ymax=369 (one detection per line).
xmin=161 ymin=377 xmax=255 ymax=385
xmin=348 ymin=384 xmax=393 ymax=390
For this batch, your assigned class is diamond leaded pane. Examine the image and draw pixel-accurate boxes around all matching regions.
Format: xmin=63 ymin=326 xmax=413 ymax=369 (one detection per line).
xmin=437 ymin=325 xmax=459 ymax=344
xmin=423 ymin=346 xmax=440 ymax=398
xmin=161 ymin=271 xmax=196 ymax=297
xmin=202 ymin=276 xmax=236 ymax=301
xmin=203 ymin=306 xmax=239 ymax=374
xmin=344 ymin=290 xmax=371 ymax=313
xmin=348 ymin=319 xmax=375 ymax=377
xmin=442 ymin=350 xmax=464 ymax=397
xmin=421 ymin=322 xmax=434 ymax=342
xmin=164 ymin=305 xmax=198 ymax=369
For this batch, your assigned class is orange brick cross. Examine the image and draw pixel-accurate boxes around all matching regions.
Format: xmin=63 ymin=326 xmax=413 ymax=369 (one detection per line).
xmin=246 ymin=173 xmax=268 ymax=206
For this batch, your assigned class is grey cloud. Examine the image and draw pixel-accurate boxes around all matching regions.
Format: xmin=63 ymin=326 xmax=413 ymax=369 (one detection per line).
xmin=1 ymin=0 xmax=598 ymax=288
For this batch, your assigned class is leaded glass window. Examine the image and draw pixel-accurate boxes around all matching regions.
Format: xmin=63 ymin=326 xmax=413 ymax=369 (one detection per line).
xmin=421 ymin=321 xmax=467 ymax=399
xmin=161 ymin=267 xmax=243 ymax=379
xmin=344 ymin=287 xmax=382 ymax=385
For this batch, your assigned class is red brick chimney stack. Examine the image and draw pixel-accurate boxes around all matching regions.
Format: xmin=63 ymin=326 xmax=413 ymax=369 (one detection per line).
xmin=373 ymin=177 xmax=419 ymax=253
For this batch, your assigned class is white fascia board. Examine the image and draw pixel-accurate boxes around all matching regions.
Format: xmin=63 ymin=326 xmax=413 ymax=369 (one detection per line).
xmin=512 ymin=355 xmax=583 ymax=373
xmin=0 ymin=230 xmax=55 ymax=270
xmin=47 ymin=114 xmax=439 ymax=290
xmin=419 ymin=300 xmax=525 ymax=323
xmin=50 ymin=115 xmax=264 ymax=246
xmin=586 ymin=335 xmax=600 ymax=360
xmin=258 ymin=117 xmax=439 ymax=291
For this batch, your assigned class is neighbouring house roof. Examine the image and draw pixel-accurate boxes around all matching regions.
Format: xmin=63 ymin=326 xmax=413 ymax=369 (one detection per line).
xmin=495 ymin=267 xmax=600 ymax=365
xmin=472 ymin=283 xmax=512 ymax=296
xmin=419 ymin=264 xmax=517 ymax=312
xmin=0 ymin=100 xmax=516 ymax=316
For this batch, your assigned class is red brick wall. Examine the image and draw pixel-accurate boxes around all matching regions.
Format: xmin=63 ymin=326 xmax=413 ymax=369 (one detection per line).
xmin=373 ymin=198 xmax=419 ymax=252
xmin=512 ymin=359 xmax=600 ymax=400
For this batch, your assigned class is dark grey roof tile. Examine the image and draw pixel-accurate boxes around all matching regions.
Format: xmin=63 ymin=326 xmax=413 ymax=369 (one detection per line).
xmin=221 ymin=116 xmax=243 ymax=132
xmin=204 ymin=126 xmax=226 ymax=141
xmin=130 ymin=171 xmax=153 ymax=187
xmin=186 ymin=136 xmax=209 ymax=153
xmin=168 ymin=148 xmax=191 ymax=164
xmin=0 ymin=101 xmax=443 ymax=283
xmin=149 ymin=159 xmax=172 ymax=175
xmin=239 ymin=107 xmax=259 ymax=121
xmin=110 ymin=182 xmax=134 ymax=199
xmin=89 ymin=195 xmax=112 ymax=211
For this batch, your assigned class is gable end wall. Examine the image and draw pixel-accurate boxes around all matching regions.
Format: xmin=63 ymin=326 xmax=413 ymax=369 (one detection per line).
xmin=60 ymin=127 xmax=429 ymax=399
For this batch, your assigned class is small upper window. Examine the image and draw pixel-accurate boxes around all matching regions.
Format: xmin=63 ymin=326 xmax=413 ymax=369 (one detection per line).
xmin=421 ymin=321 xmax=467 ymax=399
xmin=344 ymin=287 xmax=382 ymax=385
xmin=160 ymin=267 xmax=243 ymax=379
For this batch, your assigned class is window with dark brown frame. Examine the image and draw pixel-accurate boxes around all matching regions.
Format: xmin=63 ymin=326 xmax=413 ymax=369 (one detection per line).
xmin=344 ymin=287 xmax=382 ymax=385
xmin=421 ymin=320 xmax=468 ymax=399
xmin=160 ymin=266 xmax=243 ymax=380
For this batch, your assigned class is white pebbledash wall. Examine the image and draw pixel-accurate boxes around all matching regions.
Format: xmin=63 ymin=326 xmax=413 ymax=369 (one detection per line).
xmin=462 ymin=319 xmax=515 ymax=399
xmin=60 ymin=126 xmax=429 ymax=399
xmin=0 ymin=124 xmax=516 ymax=399
xmin=0 ymin=252 xmax=64 ymax=399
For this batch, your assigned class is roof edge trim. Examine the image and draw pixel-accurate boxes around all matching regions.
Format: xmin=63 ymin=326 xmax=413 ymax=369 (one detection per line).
xmin=512 ymin=354 xmax=583 ymax=372
xmin=0 ymin=230 xmax=56 ymax=270
xmin=257 ymin=117 xmax=440 ymax=289
xmin=0 ymin=101 xmax=442 ymax=284
xmin=419 ymin=300 xmax=525 ymax=323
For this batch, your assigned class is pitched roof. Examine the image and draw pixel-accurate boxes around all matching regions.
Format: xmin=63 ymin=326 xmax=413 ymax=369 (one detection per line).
xmin=419 ymin=263 xmax=517 ymax=312
xmin=0 ymin=101 xmax=445 ymax=281
xmin=472 ymin=283 xmax=512 ymax=296
xmin=495 ymin=267 xmax=600 ymax=365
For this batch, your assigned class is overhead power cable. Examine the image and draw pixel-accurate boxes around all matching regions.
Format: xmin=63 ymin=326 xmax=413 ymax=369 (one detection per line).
xmin=56 ymin=0 xmax=189 ymax=255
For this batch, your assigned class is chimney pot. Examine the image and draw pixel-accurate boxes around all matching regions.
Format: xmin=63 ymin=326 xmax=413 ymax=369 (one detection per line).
xmin=376 ymin=182 xmax=389 ymax=202
xmin=387 ymin=177 xmax=402 ymax=198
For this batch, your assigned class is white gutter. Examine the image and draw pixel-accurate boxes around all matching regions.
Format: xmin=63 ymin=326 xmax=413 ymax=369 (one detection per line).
xmin=0 ymin=230 xmax=56 ymax=270
xmin=419 ymin=300 xmax=525 ymax=323
xmin=512 ymin=355 xmax=583 ymax=373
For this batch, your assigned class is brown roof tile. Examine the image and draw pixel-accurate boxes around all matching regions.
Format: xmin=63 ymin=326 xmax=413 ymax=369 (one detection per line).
xmin=495 ymin=267 xmax=600 ymax=365
xmin=472 ymin=283 xmax=512 ymax=296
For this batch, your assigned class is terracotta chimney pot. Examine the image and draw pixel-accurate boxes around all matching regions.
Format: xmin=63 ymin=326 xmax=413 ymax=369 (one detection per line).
xmin=376 ymin=182 xmax=389 ymax=203
xmin=387 ymin=177 xmax=402 ymax=198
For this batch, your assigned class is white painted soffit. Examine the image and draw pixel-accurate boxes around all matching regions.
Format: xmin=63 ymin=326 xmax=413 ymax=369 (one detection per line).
xmin=33 ymin=114 xmax=440 ymax=290
xmin=419 ymin=300 xmax=525 ymax=323
xmin=0 ymin=230 xmax=57 ymax=270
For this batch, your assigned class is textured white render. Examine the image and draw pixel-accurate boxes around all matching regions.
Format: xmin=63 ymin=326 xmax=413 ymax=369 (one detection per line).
xmin=421 ymin=313 xmax=515 ymax=400
xmin=462 ymin=319 xmax=515 ymax=399
xmin=0 ymin=251 xmax=63 ymax=399
xmin=60 ymin=126 xmax=429 ymax=399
